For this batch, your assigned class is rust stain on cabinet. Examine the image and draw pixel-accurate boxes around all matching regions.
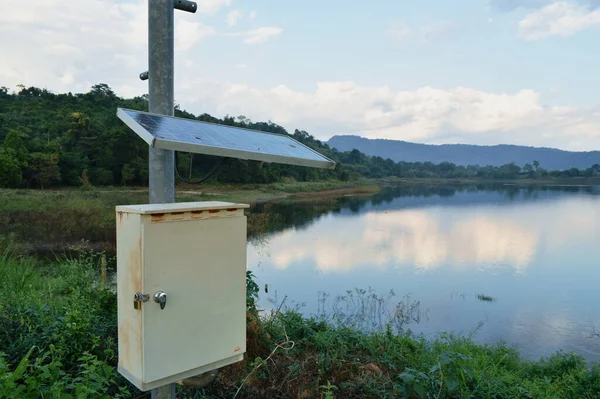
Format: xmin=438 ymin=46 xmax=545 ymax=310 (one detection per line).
xmin=130 ymin=237 xmax=142 ymax=292
xmin=118 ymin=323 xmax=130 ymax=366
xmin=151 ymin=213 xmax=166 ymax=222
xmin=170 ymin=212 xmax=185 ymax=221
xmin=120 ymin=232 xmax=143 ymax=368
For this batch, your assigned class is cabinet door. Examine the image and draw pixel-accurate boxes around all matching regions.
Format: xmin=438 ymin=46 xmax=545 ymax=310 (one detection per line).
xmin=141 ymin=216 xmax=246 ymax=383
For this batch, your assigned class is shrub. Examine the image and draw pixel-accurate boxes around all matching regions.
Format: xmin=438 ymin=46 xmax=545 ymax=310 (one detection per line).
xmin=0 ymin=249 xmax=138 ymax=398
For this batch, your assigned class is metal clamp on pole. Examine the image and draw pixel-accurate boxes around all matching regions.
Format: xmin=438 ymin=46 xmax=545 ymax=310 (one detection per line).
xmin=140 ymin=71 xmax=149 ymax=81
xmin=174 ymin=0 xmax=197 ymax=13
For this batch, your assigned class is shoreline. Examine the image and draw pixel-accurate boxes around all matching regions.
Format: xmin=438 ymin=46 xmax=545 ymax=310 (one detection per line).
xmin=2 ymin=178 xmax=597 ymax=256
xmin=18 ymin=175 xmax=598 ymax=204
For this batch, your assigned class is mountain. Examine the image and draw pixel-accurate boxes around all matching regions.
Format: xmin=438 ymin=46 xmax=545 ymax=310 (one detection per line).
xmin=327 ymin=135 xmax=600 ymax=170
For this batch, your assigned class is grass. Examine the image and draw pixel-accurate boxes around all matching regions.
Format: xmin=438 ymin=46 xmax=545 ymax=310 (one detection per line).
xmin=0 ymin=180 xmax=379 ymax=254
xmin=0 ymin=248 xmax=132 ymax=398
xmin=1 ymin=250 xmax=599 ymax=398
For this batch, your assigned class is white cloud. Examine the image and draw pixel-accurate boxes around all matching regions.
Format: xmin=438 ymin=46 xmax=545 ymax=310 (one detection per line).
xmin=387 ymin=20 xmax=456 ymax=42
xmin=239 ymin=26 xmax=282 ymax=44
xmin=2 ymin=0 xmax=600 ymax=151
xmin=491 ymin=0 xmax=549 ymax=12
xmin=178 ymin=79 xmax=600 ymax=150
xmin=519 ymin=2 xmax=600 ymax=40
xmin=491 ymin=0 xmax=600 ymax=12
xmin=419 ymin=21 xmax=457 ymax=39
xmin=387 ymin=22 xmax=411 ymax=40
xmin=0 ymin=0 xmax=214 ymax=97
xmin=45 ymin=44 xmax=79 ymax=55
xmin=0 ymin=0 xmax=147 ymax=95
xmin=196 ymin=0 xmax=231 ymax=14
xmin=226 ymin=10 xmax=243 ymax=27
xmin=249 ymin=10 xmax=257 ymax=20
xmin=175 ymin=20 xmax=216 ymax=51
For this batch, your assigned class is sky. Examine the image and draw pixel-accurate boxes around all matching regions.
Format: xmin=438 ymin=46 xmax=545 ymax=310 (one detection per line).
xmin=1 ymin=0 xmax=600 ymax=151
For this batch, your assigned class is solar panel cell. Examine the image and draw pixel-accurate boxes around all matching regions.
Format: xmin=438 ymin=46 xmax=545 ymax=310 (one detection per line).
xmin=117 ymin=108 xmax=336 ymax=169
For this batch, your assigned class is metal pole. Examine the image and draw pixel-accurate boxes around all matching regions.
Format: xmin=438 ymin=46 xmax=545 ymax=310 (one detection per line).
xmin=148 ymin=0 xmax=175 ymax=204
xmin=148 ymin=0 xmax=175 ymax=397
xmin=151 ymin=384 xmax=176 ymax=399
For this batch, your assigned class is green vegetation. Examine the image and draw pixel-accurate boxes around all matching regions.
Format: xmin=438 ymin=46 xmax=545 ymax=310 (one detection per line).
xmin=476 ymin=294 xmax=495 ymax=303
xmin=0 ymin=249 xmax=133 ymax=398
xmin=0 ymin=181 xmax=379 ymax=254
xmin=2 ymin=84 xmax=599 ymax=190
xmin=1 ymin=251 xmax=599 ymax=398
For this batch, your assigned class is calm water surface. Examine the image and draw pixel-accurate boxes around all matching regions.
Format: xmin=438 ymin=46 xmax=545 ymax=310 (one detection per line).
xmin=247 ymin=185 xmax=600 ymax=362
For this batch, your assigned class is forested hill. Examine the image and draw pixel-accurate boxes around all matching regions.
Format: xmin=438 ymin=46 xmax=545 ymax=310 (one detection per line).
xmin=328 ymin=135 xmax=600 ymax=170
xmin=0 ymin=84 xmax=345 ymax=188
xmin=1 ymin=84 xmax=599 ymax=189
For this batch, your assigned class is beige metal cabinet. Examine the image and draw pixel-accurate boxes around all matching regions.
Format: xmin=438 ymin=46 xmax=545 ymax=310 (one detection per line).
xmin=116 ymin=201 xmax=249 ymax=391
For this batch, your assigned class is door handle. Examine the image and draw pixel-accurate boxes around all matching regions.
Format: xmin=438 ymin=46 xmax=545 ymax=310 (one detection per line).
xmin=153 ymin=291 xmax=167 ymax=310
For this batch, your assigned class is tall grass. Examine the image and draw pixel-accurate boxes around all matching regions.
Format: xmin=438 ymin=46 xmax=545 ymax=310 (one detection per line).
xmin=0 ymin=248 xmax=136 ymax=398
xmin=2 ymin=251 xmax=599 ymax=398
xmin=200 ymin=283 xmax=600 ymax=399
xmin=201 ymin=312 xmax=600 ymax=399
xmin=0 ymin=186 xmax=366 ymax=254
xmin=0 ymin=189 xmax=149 ymax=254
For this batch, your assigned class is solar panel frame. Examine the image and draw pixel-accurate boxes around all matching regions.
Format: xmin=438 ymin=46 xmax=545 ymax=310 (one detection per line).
xmin=117 ymin=108 xmax=337 ymax=170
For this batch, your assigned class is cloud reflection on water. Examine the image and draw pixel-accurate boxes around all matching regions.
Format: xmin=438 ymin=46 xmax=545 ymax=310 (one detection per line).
xmin=248 ymin=196 xmax=599 ymax=274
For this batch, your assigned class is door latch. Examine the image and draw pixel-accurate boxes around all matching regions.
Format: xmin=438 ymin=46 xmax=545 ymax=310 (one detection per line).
xmin=153 ymin=291 xmax=167 ymax=310
xmin=133 ymin=292 xmax=149 ymax=310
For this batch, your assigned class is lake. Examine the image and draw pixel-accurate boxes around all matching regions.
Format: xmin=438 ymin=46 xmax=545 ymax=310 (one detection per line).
xmin=247 ymin=185 xmax=600 ymax=363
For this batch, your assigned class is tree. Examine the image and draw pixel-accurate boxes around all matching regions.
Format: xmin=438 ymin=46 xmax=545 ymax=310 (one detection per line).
xmin=0 ymin=148 xmax=22 ymax=187
xmin=131 ymin=157 xmax=148 ymax=186
xmin=122 ymin=164 xmax=135 ymax=186
xmin=566 ymin=167 xmax=581 ymax=177
xmin=347 ymin=149 xmax=366 ymax=165
xmin=533 ymin=160 xmax=540 ymax=171
xmin=3 ymin=129 xmax=28 ymax=166
xmin=58 ymin=151 xmax=88 ymax=186
xmin=438 ymin=161 xmax=457 ymax=177
xmin=65 ymin=112 xmax=91 ymax=145
xmin=89 ymin=83 xmax=116 ymax=98
xmin=496 ymin=163 xmax=521 ymax=179
xmin=236 ymin=115 xmax=251 ymax=125
xmin=523 ymin=163 xmax=534 ymax=177
xmin=24 ymin=153 xmax=61 ymax=189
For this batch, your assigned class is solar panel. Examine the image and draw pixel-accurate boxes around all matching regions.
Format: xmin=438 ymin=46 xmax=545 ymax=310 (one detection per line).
xmin=117 ymin=108 xmax=336 ymax=169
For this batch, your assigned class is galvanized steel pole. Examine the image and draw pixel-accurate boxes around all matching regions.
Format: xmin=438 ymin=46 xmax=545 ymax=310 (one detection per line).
xmin=148 ymin=0 xmax=175 ymax=397
xmin=151 ymin=383 xmax=176 ymax=399
xmin=145 ymin=1 xmax=196 ymax=396
xmin=148 ymin=0 xmax=175 ymax=205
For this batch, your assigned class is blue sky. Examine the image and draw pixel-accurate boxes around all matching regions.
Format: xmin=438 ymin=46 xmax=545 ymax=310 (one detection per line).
xmin=2 ymin=0 xmax=600 ymax=150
